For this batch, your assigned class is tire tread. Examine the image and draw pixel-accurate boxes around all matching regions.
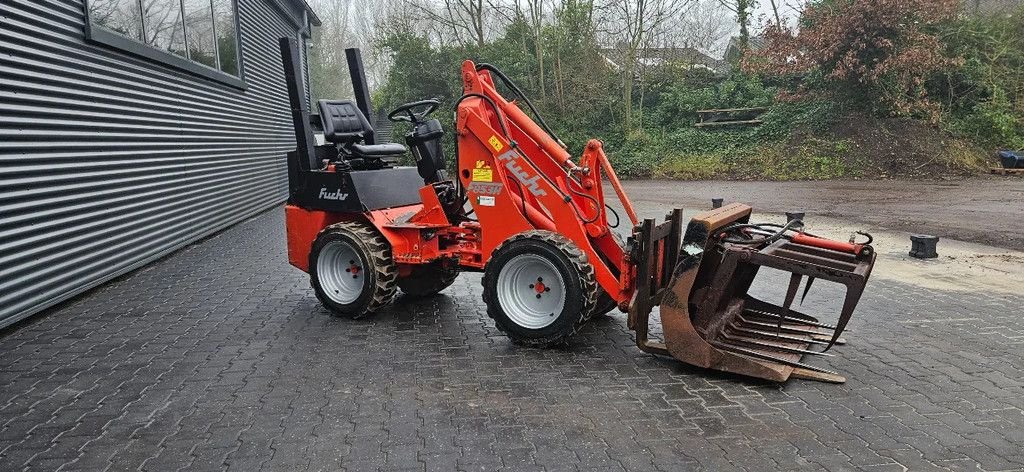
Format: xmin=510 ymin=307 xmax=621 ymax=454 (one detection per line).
xmin=311 ymin=221 xmax=397 ymax=318
xmin=482 ymin=230 xmax=598 ymax=347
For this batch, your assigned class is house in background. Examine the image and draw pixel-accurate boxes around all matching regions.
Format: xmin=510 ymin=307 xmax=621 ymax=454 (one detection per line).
xmin=601 ymin=45 xmax=728 ymax=75
xmin=0 ymin=0 xmax=320 ymax=328
xmin=723 ymin=36 xmax=766 ymax=65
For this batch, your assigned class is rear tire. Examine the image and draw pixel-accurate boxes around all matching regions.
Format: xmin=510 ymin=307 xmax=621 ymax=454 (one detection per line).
xmin=398 ymin=262 xmax=459 ymax=297
xmin=482 ymin=231 xmax=598 ymax=347
xmin=309 ymin=221 xmax=397 ymax=318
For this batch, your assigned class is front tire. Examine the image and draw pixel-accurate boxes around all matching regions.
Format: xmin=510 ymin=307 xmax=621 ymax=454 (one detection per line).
xmin=309 ymin=222 xmax=397 ymax=318
xmin=590 ymin=290 xmax=619 ymax=318
xmin=482 ymin=231 xmax=598 ymax=347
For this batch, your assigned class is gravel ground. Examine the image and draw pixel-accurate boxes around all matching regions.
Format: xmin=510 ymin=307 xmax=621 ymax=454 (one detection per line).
xmin=619 ymin=176 xmax=1024 ymax=251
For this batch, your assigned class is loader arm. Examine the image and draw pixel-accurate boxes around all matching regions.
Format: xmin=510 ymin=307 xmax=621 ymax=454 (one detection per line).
xmin=455 ymin=61 xmax=633 ymax=301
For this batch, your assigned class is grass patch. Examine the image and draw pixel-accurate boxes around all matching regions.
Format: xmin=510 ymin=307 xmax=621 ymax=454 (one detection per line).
xmin=653 ymin=153 xmax=729 ymax=179
xmin=936 ymin=139 xmax=991 ymax=172
xmin=652 ymin=138 xmax=857 ymax=180
xmin=728 ymin=141 xmax=852 ymax=180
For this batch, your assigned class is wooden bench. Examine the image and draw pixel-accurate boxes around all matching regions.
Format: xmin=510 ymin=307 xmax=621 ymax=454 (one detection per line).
xmin=695 ymin=107 xmax=768 ymax=128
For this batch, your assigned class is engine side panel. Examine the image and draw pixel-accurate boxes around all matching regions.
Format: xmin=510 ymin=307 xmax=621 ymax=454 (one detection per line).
xmin=289 ymin=167 xmax=425 ymax=213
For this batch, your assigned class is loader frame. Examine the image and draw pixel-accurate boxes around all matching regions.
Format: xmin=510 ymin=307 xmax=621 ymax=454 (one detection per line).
xmin=279 ymin=37 xmax=877 ymax=383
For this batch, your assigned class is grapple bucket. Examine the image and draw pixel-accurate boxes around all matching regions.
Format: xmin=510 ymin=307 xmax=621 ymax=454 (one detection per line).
xmin=628 ymin=204 xmax=875 ymax=383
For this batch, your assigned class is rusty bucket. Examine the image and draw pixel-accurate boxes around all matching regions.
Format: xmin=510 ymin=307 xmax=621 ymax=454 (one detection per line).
xmin=628 ymin=204 xmax=875 ymax=383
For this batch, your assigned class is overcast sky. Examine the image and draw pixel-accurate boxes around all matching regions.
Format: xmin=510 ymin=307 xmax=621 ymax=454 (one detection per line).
xmin=753 ymin=0 xmax=806 ymax=26
xmin=707 ymin=0 xmax=804 ymax=55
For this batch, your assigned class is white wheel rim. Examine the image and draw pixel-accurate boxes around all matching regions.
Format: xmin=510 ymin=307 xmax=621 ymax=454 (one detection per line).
xmin=317 ymin=241 xmax=366 ymax=305
xmin=497 ymin=254 xmax=566 ymax=329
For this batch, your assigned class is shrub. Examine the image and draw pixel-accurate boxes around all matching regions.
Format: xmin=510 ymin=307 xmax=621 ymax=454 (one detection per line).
xmin=745 ymin=0 xmax=962 ymax=119
xmin=653 ymin=74 xmax=775 ymax=128
xmin=934 ymin=7 xmax=1024 ymax=149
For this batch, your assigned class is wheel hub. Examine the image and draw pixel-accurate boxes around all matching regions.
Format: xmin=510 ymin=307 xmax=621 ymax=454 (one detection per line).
xmin=317 ymin=241 xmax=366 ymax=305
xmin=529 ymin=278 xmax=552 ymax=298
xmin=497 ymin=255 xmax=566 ymax=329
xmin=346 ymin=261 xmax=361 ymax=278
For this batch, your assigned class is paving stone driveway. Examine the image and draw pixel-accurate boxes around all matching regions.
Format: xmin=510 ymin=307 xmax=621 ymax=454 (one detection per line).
xmin=1 ymin=208 xmax=1023 ymax=471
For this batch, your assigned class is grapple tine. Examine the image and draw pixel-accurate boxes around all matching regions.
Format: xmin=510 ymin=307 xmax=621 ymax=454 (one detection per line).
xmin=735 ymin=315 xmax=834 ymax=337
xmin=779 ymin=273 xmax=802 ymax=335
xmin=710 ymin=342 xmax=841 ymax=376
xmin=719 ymin=331 xmax=834 ymax=357
xmin=743 ymin=308 xmax=836 ymax=330
xmin=729 ymin=324 xmax=832 ymax=345
xmin=800 ymin=277 xmax=815 ymax=305
xmin=823 ymin=286 xmax=864 ymax=352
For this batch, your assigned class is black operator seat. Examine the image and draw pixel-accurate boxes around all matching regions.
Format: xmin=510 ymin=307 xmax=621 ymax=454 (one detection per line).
xmin=317 ymin=100 xmax=407 ymax=159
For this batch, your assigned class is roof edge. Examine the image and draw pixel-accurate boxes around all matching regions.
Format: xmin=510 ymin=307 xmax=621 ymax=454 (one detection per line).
xmin=280 ymin=0 xmax=321 ymax=27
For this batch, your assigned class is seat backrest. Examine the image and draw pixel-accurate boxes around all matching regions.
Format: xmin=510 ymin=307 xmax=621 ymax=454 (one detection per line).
xmin=318 ymin=100 xmax=372 ymax=144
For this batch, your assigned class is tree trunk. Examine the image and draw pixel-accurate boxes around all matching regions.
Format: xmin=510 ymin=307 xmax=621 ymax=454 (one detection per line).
xmin=554 ymin=37 xmax=564 ymax=111
xmin=536 ymin=38 xmax=545 ymax=98
xmin=531 ymin=0 xmax=545 ymax=98
xmin=768 ymin=0 xmax=781 ymax=25
xmin=473 ymin=0 xmax=485 ymax=47
xmin=623 ymin=58 xmax=634 ymax=130
xmin=637 ymin=77 xmax=645 ymax=130
xmin=737 ymin=0 xmax=750 ymax=51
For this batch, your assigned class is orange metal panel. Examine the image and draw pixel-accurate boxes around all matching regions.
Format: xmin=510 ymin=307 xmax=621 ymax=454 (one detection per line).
xmin=285 ymin=205 xmax=354 ymax=272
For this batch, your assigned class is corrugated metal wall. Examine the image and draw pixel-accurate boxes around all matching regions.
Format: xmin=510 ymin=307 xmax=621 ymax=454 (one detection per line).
xmin=0 ymin=0 xmax=308 ymax=328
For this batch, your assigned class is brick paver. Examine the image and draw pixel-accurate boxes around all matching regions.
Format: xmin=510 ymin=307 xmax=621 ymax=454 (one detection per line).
xmin=1 ymin=208 xmax=1022 ymax=471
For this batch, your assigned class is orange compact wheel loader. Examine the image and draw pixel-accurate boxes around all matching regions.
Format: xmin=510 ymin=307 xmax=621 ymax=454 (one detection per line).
xmin=278 ymin=38 xmax=876 ymax=383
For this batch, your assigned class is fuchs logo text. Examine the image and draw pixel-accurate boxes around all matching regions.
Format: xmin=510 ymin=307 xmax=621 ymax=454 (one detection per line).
xmin=318 ymin=188 xmax=348 ymax=201
xmin=496 ymin=151 xmax=547 ymax=197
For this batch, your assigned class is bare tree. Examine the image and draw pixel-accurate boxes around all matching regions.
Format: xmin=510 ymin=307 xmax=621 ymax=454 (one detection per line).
xmin=718 ymin=0 xmax=755 ymax=51
xmin=767 ymin=0 xmax=781 ymax=25
xmin=549 ymin=0 xmax=599 ymax=112
xmin=404 ymin=0 xmax=489 ymax=47
xmin=598 ymin=0 xmax=694 ymax=130
xmin=672 ymin=0 xmax=732 ymax=52
xmin=305 ymin=0 xmax=394 ymax=101
xmin=526 ymin=0 xmax=546 ymax=97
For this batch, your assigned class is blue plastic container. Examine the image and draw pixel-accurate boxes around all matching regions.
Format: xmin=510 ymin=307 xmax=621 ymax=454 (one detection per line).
xmin=998 ymin=150 xmax=1024 ymax=169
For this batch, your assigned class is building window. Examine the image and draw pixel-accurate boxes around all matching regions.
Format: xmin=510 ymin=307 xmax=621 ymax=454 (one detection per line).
xmin=85 ymin=0 xmax=244 ymax=87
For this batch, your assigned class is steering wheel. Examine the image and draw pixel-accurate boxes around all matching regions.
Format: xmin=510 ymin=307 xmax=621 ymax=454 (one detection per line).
xmin=388 ymin=99 xmax=440 ymax=123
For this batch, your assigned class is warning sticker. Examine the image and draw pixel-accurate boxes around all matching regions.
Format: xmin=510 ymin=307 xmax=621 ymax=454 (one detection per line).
xmin=471 ymin=160 xmax=493 ymax=182
xmin=488 ymin=135 xmax=504 ymax=152
xmin=478 ymin=195 xmax=496 ymax=206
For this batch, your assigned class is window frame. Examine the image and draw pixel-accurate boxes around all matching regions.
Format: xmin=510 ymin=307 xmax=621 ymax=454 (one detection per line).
xmin=83 ymin=0 xmax=246 ymax=89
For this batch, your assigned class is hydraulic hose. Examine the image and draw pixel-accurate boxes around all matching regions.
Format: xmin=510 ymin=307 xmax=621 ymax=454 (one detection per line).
xmin=719 ymin=220 xmax=805 ymax=245
xmin=456 ymin=71 xmax=595 ymax=225
xmin=566 ymin=178 xmax=602 ymax=224
xmin=605 ymin=204 xmax=620 ymax=228
xmin=453 ymin=92 xmax=511 ymax=137
xmin=474 ymin=63 xmax=566 ymax=149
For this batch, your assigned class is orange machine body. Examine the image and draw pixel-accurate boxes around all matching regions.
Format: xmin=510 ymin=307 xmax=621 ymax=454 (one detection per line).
xmin=287 ymin=60 xmax=642 ymax=308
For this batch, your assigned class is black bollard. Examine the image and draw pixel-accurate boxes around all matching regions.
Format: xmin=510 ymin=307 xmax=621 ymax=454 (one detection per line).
xmin=712 ymin=198 xmax=723 ymax=209
xmin=909 ymin=234 xmax=939 ymax=259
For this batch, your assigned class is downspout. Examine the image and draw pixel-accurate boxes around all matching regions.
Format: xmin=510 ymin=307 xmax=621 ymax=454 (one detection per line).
xmin=299 ymin=10 xmax=310 ymax=38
